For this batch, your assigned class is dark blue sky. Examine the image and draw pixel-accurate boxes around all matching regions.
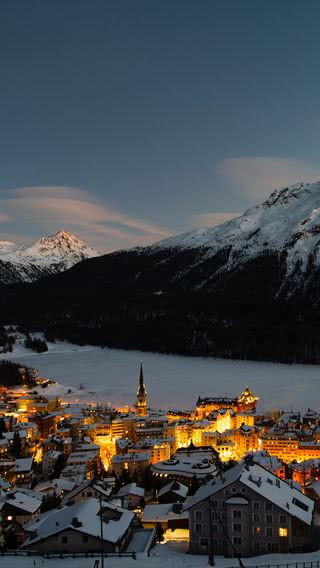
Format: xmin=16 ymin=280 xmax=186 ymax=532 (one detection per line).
xmin=1 ymin=0 xmax=320 ymax=250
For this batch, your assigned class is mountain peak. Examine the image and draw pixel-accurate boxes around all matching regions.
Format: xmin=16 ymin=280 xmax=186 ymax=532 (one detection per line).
xmin=24 ymin=230 xmax=99 ymax=260
xmin=36 ymin=230 xmax=85 ymax=245
xmin=55 ymin=230 xmax=74 ymax=238
xmin=264 ymin=181 xmax=319 ymax=209
xmin=0 ymin=230 xmax=100 ymax=284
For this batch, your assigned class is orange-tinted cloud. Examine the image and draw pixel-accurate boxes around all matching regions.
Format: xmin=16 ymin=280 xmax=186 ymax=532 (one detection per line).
xmin=190 ymin=212 xmax=239 ymax=228
xmin=0 ymin=213 xmax=11 ymax=222
xmin=0 ymin=186 xmax=172 ymax=251
xmin=219 ymin=157 xmax=320 ymax=200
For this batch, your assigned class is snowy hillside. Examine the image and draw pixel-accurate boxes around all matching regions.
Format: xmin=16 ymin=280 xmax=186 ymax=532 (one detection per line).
xmin=0 ymin=230 xmax=99 ymax=284
xmin=148 ymin=181 xmax=320 ymax=294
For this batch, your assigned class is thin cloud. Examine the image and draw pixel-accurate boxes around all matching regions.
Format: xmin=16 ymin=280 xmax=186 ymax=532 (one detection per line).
xmin=190 ymin=212 xmax=239 ymax=229
xmin=0 ymin=186 xmax=172 ymax=251
xmin=218 ymin=157 xmax=320 ymax=201
xmin=0 ymin=213 xmax=11 ymax=222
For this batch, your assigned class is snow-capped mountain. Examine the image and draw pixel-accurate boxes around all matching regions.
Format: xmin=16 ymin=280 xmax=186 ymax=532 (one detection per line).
xmin=142 ymin=181 xmax=320 ymax=296
xmin=0 ymin=230 xmax=99 ymax=284
xmin=3 ymin=182 xmax=320 ymax=364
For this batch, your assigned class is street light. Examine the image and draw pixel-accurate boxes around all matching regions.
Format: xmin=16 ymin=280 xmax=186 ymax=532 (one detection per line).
xmin=208 ymin=498 xmax=215 ymax=566
xmin=99 ymin=496 xmax=104 ymax=568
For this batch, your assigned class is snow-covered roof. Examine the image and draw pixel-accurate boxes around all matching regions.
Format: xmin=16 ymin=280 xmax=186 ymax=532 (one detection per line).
xmin=157 ymin=481 xmax=188 ymax=500
xmin=250 ymin=451 xmax=284 ymax=471
xmin=185 ymin=462 xmax=314 ymax=525
xmin=14 ymin=457 xmax=33 ymax=472
xmin=75 ymin=443 xmax=100 ymax=452
xmin=151 ymin=456 xmax=217 ymax=479
xmin=61 ymin=479 xmax=93 ymax=504
xmin=52 ymin=478 xmax=77 ymax=492
xmin=308 ymin=480 xmax=320 ymax=497
xmin=5 ymin=430 xmax=27 ymax=440
xmin=290 ymin=458 xmax=320 ymax=470
xmin=23 ymin=498 xmax=134 ymax=546
xmin=142 ymin=503 xmax=188 ymax=523
xmin=0 ymin=477 xmax=11 ymax=490
xmin=116 ymin=483 xmax=145 ymax=498
xmin=112 ymin=452 xmax=150 ymax=463
xmin=67 ymin=451 xmax=97 ymax=464
xmin=43 ymin=450 xmax=62 ymax=460
xmin=5 ymin=491 xmax=42 ymax=514
xmin=33 ymin=481 xmax=55 ymax=493
xmin=92 ymin=483 xmax=112 ymax=498
xmin=62 ymin=463 xmax=86 ymax=478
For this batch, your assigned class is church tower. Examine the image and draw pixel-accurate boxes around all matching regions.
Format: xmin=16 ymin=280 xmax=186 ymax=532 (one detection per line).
xmin=135 ymin=362 xmax=147 ymax=417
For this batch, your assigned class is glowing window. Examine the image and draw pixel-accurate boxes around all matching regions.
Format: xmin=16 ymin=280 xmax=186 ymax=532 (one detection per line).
xmin=279 ymin=528 xmax=288 ymax=537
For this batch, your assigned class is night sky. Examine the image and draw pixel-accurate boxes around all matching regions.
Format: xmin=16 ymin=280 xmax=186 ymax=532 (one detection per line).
xmin=1 ymin=0 xmax=320 ymax=250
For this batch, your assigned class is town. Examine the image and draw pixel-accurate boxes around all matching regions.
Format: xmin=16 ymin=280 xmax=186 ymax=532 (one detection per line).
xmin=0 ymin=361 xmax=320 ymax=562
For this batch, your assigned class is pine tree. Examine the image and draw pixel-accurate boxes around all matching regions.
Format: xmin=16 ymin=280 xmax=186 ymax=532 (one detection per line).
xmin=188 ymin=474 xmax=200 ymax=496
xmin=0 ymin=417 xmax=7 ymax=434
xmin=155 ymin=522 xmax=164 ymax=543
xmin=11 ymin=431 xmax=22 ymax=458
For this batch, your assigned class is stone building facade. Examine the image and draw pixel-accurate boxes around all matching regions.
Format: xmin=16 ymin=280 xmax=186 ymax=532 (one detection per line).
xmin=186 ymin=462 xmax=314 ymax=557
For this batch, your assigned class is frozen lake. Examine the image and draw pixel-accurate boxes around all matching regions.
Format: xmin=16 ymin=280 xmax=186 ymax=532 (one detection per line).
xmin=3 ymin=338 xmax=320 ymax=412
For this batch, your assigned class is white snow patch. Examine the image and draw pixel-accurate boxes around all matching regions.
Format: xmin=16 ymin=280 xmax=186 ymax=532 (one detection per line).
xmin=4 ymin=338 xmax=320 ymax=412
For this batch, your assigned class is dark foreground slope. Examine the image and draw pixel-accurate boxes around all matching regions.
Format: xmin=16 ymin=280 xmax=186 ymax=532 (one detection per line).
xmin=0 ymin=246 xmax=319 ymax=364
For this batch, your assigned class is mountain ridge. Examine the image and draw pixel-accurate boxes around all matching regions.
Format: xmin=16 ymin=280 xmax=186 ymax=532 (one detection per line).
xmin=2 ymin=182 xmax=320 ymax=364
xmin=0 ymin=230 xmax=99 ymax=284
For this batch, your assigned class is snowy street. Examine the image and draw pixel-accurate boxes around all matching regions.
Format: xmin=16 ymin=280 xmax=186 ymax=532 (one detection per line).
xmin=3 ymin=543 xmax=320 ymax=568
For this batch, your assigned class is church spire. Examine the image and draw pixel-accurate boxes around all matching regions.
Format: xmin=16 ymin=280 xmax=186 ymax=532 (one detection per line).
xmin=139 ymin=361 xmax=144 ymax=384
xmin=135 ymin=362 xmax=147 ymax=416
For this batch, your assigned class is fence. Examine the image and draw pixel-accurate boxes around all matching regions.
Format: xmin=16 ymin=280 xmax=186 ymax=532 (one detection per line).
xmin=0 ymin=550 xmax=137 ymax=559
xmin=226 ymin=561 xmax=320 ymax=568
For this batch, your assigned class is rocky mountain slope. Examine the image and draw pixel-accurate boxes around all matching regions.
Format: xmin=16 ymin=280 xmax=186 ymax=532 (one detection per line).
xmin=0 ymin=231 xmax=99 ymax=284
xmin=142 ymin=181 xmax=320 ymax=297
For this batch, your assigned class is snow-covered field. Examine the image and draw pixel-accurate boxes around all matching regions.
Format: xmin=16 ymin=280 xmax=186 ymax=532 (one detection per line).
xmin=3 ymin=337 xmax=320 ymax=412
xmin=3 ymin=543 xmax=320 ymax=568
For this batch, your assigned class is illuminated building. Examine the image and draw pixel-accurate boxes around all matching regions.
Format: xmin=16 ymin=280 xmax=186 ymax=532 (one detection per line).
xmin=42 ymin=450 xmax=62 ymax=478
xmin=290 ymin=459 xmax=320 ymax=487
xmin=94 ymin=422 xmax=111 ymax=436
xmin=111 ymin=415 xmax=136 ymax=440
xmin=111 ymin=451 xmax=150 ymax=476
xmin=216 ymin=408 xmax=235 ymax=433
xmin=173 ymin=422 xmax=193 ymax=449
xmin=201 ymin=425 xmax=258 ymax=461
xmin=195 ymin=387 xmax=258 ymax=419
xmin=167 ymin=409 xmax=192 ymax=422
xmin=14 ymin=457 xmax=33 ymax=486
xmin=151 ymin=452 xmax=217 ymax=483
xmin=260 ymin=432 xmax=320 ymax=463
xmin=65 ymin=450 xmax=100 ymax=479
xmin=33 ymin=413 xmax=57 ymax=439
xmin=130 ymin=439 xmax=171 ymax=464
xmin=135 ymin=363 xmax=147 ymax=417
xmin=186 ymin=461 xmax=314 ymax=557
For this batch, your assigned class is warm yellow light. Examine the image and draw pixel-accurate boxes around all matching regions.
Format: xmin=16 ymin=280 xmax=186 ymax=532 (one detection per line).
xmin=279 ymin=528 xmax=288 ymax=537
xmin=7 ymin=516 xmax=13 ymax=521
